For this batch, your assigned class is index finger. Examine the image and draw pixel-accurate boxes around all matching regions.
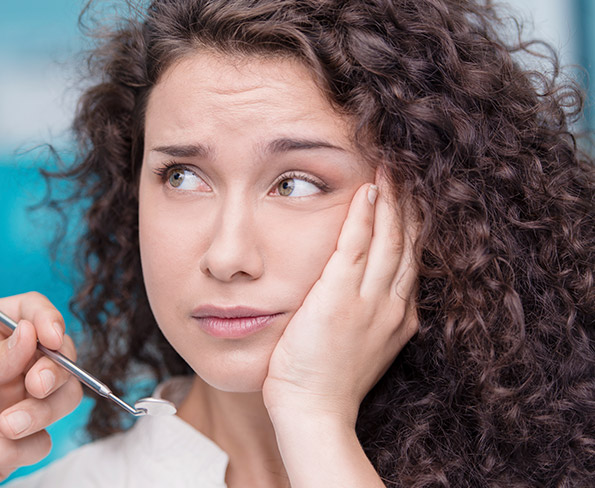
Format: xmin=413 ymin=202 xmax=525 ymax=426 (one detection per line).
xmin=0 ymin=320 xmax=38 ymax=385
xmin=360 ymin=169 xmax=415 ymax=294
xmin=0 ymin=292 xmax=65 ymax=350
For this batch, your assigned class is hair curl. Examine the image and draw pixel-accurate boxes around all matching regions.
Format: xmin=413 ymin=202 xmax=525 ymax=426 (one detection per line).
xmin=48 ymin=0 xmax=594 ymax=485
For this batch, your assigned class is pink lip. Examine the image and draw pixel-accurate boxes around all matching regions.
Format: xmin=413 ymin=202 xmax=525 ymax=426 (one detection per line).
xmin=191 ymin=306 xmax=283 ymax=339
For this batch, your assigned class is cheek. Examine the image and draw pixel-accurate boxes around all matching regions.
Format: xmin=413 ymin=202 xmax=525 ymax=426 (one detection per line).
xmin=140 ymin=213 xmax=196 ymax=277
xmin=138 ymin=201 xmax=166 ymax=317
xmin=264 ymin=204 xmax=349 ymax=296
xmin=137 ymin=188 xmax=206 ymax=317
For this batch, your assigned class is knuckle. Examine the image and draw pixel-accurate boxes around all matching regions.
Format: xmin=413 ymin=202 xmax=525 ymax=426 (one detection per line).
xmin=23 ymin=292 xmax=61 ymax=321
xmin=341 ymin=247 xmax=368 ymax=265
xmin=23 ymin=291 xmax=48 ymax=304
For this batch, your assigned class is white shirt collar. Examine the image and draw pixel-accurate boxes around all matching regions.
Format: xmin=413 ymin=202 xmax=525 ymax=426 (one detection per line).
xmin=126 ymin=376 xmax=229 ymax=485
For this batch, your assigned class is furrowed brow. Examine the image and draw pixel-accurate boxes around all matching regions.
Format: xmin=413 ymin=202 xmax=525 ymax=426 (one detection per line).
xmin=151 ymin=143 xmax=210 ymax=158
xmin=151 ymin=138 xmax=345 ymax=159
xmin=266 ymin=137 xmax=346 ymax=154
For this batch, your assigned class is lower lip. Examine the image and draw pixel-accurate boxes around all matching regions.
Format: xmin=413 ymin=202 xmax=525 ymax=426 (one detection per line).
xmin=193 ymin=314 xmax=282 ymax=339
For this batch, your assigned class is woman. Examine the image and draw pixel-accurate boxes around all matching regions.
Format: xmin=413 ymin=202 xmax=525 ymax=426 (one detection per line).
xmin=1 ymin=0 xmax=593 ymax=486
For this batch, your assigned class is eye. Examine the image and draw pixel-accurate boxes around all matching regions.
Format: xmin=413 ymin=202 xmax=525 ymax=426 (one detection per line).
xmin=168 ymin=168 xmax=195 ymax=189
xmin=273 ymin=174 xmax=325 ymax=197
xmin=154 ymin=164 xmax=210 ymax=192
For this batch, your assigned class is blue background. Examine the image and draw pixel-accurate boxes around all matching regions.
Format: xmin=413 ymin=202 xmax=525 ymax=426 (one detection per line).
xmin=1 ymin=1 xmax=95 ymax=483
xmin=1 ymin=0 xmax=594 ymax=484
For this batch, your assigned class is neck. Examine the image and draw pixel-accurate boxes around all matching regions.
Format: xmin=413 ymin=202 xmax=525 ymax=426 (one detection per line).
xmin=177 ymin=375 xmax=289 ymax=488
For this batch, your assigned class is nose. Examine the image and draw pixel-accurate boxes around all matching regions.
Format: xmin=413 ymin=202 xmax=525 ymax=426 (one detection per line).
xmin=199 ymin=199 xmax=264 ymax=282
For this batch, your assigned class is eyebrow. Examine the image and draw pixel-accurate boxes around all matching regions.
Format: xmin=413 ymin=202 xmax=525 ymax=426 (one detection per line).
xmin=266 ymin=137 xmax=346 ymax=154
xmin=151 ymin=137 xmax=346 ymax=158
xmin=151 ymin=143 xmax=209 ymax=158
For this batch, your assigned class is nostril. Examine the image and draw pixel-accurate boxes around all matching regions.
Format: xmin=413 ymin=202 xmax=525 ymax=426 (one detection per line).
xmin=197 ymin=208 xmax=265 ymax=281
xmin=199 ymin=243 xmax=264 ymax=282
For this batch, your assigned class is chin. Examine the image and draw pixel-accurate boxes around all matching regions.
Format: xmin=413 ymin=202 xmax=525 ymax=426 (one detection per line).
xmin=183 ymin=350 xmax=272 ymax=393
xmin=154 ymin=309 xmax=283 ymax=393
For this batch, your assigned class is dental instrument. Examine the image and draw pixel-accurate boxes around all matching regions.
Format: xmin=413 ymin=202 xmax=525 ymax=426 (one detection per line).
xmin=0 ymin=310 xmax=176 ymax=417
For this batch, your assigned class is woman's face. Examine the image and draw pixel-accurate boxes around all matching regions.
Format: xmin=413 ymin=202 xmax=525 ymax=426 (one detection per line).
xmin=139 ymin=53 xmax=375 ymax=392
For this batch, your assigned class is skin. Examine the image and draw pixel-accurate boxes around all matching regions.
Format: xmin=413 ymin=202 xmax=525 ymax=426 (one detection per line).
xmin=0 ymin=52 xmax=418 ymax=487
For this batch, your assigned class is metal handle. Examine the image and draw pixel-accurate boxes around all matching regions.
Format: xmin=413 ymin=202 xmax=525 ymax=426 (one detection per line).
xmin=0 ymin=310 xmax=139 ymax=415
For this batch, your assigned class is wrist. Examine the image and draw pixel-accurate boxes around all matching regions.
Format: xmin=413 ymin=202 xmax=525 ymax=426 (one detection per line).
xmin=268 ymin=408 xmax=385 ymax=488
xmin=270 ymin=405 xmax=355 ymax=437
xmin=269 ymin=405 xmax=361 ymax=470
xmin=266 ymin=398 xmax=358 ymax=436
xmin=263 ymin=381 xmax=360 ymax=432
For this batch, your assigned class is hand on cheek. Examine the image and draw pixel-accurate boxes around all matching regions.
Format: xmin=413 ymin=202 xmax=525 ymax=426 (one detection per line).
xmin=263 ymin=173 xmax=419 ymax=428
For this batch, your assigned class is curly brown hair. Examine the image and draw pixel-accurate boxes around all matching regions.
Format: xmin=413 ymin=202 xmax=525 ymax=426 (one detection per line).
xmin=47 ymin=0 xmax=594 ymax=485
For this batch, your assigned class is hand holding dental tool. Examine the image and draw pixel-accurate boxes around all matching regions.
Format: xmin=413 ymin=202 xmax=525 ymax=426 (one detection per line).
xmin=0 ymin=310 xmax=176 ymax=417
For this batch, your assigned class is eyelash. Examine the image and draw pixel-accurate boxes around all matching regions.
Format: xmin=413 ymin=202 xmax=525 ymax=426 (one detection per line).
xmin=152 ymin=161 xmax=194 ymax=182
xmin=271 ymin=171 xmax=331 ymax=194
xmin=153 ymin=162 xmax=331 ymax=194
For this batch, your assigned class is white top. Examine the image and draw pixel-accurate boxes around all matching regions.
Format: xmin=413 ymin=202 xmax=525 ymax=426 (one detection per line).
xmin=6 ymin=377 xmax=229 ymax=487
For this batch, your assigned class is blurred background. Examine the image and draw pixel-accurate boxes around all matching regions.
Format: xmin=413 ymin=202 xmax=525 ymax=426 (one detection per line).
xmin=1 ymin=0 xmax=594 ymax=484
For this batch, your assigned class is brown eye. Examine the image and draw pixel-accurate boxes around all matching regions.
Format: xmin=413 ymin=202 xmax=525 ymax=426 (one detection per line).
xmin=278 ymin=178 xmax=295 ymax=196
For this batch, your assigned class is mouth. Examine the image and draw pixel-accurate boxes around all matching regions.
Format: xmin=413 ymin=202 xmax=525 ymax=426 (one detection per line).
xmin=191 ymin=306 xmax=284 ymax=339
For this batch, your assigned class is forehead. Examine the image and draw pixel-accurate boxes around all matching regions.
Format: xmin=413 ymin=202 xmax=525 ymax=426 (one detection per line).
xmin=144 ymin=51 xmax=354 ymax=143
xmin=155 ymin=50 xmax=323 ymax=97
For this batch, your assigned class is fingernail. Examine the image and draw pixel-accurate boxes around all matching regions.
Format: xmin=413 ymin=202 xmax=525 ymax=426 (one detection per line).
xmin=367 ymin=184 xmax=379 ymax=205
xmin=4 ymin=411 xmax=31 ymax=436
xmin=51 ymin=321 xmax=63 ymax=346
xmin=40 ymin=369 xmax=56 ymax=395
xmin=7 ymin=324 xmax=20 ymax=350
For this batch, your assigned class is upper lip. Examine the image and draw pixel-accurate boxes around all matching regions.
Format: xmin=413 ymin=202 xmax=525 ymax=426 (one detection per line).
xmin=191 ymin=305 xmax=280 ymax=319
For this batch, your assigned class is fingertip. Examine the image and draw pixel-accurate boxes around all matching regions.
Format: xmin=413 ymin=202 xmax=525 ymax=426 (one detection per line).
xmin=36 ymin=316 xmax=64 ymax=351
xmin=374 ymin=168 xmax=398 ymax=205
xmin=60 ymin=334 xmax=78 ymax=362
xmin=14 ymin=319 xmax=37 ymax=350
xmin=25 ymin=356 xmax=67 ymax=399
xmin=6 ymin=322 xmax=21 ymax=351
xmin=0 ymin=321 xmax=38 ymax=384
xmin=51 ymin=321 xmax=64 ymax=348
xmin=367 ymin=184 xmax=379 ymax=206
xmin=0 ymin=414 xmax=12 ymax=438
